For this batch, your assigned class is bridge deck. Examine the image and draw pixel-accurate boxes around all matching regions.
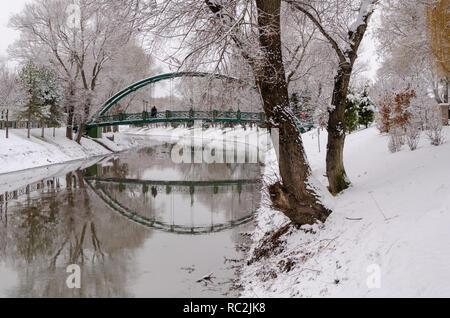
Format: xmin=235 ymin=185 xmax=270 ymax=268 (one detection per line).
xmin=85 ymin=110 xmax=313 ymax=132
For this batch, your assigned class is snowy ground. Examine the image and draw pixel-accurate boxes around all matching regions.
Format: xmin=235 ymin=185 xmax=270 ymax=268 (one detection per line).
xmin=0 ymin=124 xmax=267 ymax=177
xmin=241 ymin=126 xmax=450 ymax=298
xmin=0 ymin=128 xmax=139 ymax=175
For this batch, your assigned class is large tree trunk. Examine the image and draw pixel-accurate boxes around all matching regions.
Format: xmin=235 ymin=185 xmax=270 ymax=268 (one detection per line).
xmin=445 ymin=76 xmax=449 ymax=104
xmin=66 ymin=105 xmax=74 ymax=140
xmin=256 ymin=0 xmax=331 ymax=225
xmin=41 ymin=120 xmax=45 ymax=138
xmin=75 ymin=123 xmax=84 ymax=144
xmin=326 ymin=63 xmax=352 ymax=194
xmin=75 ymin=93 xmax=92 ymax=144
xmin=65 ymin=80 xmax=76 ymax=140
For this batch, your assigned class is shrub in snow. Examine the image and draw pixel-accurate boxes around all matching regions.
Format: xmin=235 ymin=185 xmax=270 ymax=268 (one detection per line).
xmin=376 ymin=87 xmax=433 ymax=152
xmin=392 ymin=89 xmax=414 ymax=130
xmin=377 ymin=89 xmax=415 ymax=134
xmin=377 ymin=93 xmax=392 ymax=133
xmin=405 ymin=123 xmax=421 ymax=151
xmin=425 ymin=108 xmax=445 ymax=146
xmin=388 ymin=127 xmax=404 ymax=153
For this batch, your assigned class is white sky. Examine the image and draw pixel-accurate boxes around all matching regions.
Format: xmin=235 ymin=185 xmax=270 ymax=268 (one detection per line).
xmin=0 ymin=0 xmax=28 ymax=62
xmin=0 ymin=0 xmax=379 ymax=80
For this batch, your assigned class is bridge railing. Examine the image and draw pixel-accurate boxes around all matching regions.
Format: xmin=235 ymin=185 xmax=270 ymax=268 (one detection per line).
xmin=86 ymin=110 xmax=314 ymax=133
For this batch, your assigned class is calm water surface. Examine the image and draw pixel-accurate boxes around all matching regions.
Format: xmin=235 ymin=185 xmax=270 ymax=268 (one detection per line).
xmin=0 ymin=140 xmax=262 ymax=297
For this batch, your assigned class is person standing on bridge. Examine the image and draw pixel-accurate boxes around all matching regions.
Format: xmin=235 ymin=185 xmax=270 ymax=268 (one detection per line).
xmin=151 ymin=106 xmax=158 ymax=118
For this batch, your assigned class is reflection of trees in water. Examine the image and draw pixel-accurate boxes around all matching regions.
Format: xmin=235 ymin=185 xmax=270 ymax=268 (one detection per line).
xmin=0 ymin=143 xmax=262 ymax=297
xmin=0 ymin=170 xmax=149 ymax=297
xmin=97 ymin=158 xmax=130 ymax=180
xmin=98 ymin=145 xmax=262 ymax=182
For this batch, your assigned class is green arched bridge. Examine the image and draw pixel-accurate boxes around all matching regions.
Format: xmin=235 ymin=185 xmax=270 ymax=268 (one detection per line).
xmin=83 ymin=72 xmax=313 ymax=137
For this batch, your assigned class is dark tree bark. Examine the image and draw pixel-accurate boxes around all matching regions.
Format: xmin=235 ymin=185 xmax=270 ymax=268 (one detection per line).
xmin=65 ymin=80 xmax=77 ymax=140
xmin=326 ymin=63 xmax=352 ymax=194
xmin=254 ymin=0 xmax=331 ymax=224
xmin=66 ymin=105 xmax=74 ymax=141
xmin=75 ymin=122 xmax=84 ymax=144
xmin=203 ymin=0 xmax=331 ymax=225
xmin=75 ymin=94 xmax=92 ymax=144
xmin=288 ymin=0 xmax=376 ymax=194
xmin=27 ymin=111 xmax=31 ymax=139
xmin=5 ymin=109 xmax=9 ymax=139
xmin=445 ymin=76 xmax=449 ymax=103
xmin=41 ymin=119 xmax=45 ymax=138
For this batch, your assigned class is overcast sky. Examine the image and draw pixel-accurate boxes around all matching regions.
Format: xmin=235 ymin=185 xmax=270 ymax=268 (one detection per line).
xmin=0 ymin=1 xmax=28 ymax=61
xmin=0 ymin=0 xmax=379 ymax=80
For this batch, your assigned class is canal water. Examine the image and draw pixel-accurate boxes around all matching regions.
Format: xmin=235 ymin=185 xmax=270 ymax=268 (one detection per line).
xmin=0 ymin=140 xmax=263 ymax=297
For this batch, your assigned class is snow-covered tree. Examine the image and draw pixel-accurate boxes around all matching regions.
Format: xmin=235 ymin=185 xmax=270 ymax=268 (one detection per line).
xmin=16 ymin=62 xmax=63 ymax=138
xmin=0 ymin=60 xmax=17 ymax=139
xmin=148 ymin=0 xmax=332 ymax=225
xmin=290 ymin=89 xmax=314 ymax=119
xmin=96 ymin=41 xmax=158 ymax=115
xmin=357 ymin=88 xmax=375 ymax=128
xmin=286 ymin=0 xmax=379 ymax=194
xmin=39 ymin=66 xmax=64 ymax=137
xmin=376 ymin=0 xmax=448 ymax=105
xmin=9 ymin=0 xmax=151 ymax=142
xmin=176 ymin=76 xmax=261 ymax=113
xmin=16 ymin=62 xmax=41 ymax=139
xmin=426 ymin=0 xmax=449 ymax=103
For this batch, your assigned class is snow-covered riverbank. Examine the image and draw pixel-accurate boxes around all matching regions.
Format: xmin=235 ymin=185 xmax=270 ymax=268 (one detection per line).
xmin=0 ymin=124 xmax=270 ymax=176
xmin=0 ymin=128 xmax=138 ymax=175
xmin=241 ymin=126 xmax=450 ymax=298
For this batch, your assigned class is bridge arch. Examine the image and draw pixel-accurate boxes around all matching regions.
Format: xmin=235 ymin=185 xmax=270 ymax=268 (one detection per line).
xmin=93 ymin=72 xmax=255 ymax=120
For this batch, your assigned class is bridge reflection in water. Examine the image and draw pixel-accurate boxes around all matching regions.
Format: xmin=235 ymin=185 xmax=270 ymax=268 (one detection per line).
xmin=0 ymin=143 xmax=264 ymax=297
xmin=83 ymin=146 xmax=262 ymax=234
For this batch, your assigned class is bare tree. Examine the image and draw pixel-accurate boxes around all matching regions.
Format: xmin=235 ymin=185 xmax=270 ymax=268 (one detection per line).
xmin=0 ymin=60 xmax=16 ymax=139
xmin=96 ymin=41 xmax=158 ymax=114
xmin=286 ymin=0 xmax=378 ymax=194
xmin=9 ymin=0 xmax=150 ymax=142
xmin=148 ymin=0 xmax=331 ymax=225
xmin=376 ymin=0 xmax=448 ymax=112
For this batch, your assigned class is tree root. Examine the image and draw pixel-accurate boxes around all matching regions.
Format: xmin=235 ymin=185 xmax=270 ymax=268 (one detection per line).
xmin=268 ymin=181 xmax=331 ymax=226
